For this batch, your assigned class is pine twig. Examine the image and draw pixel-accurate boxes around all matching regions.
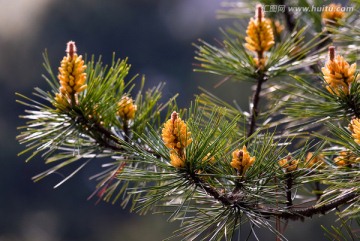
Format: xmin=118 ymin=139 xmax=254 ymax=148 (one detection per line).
xmin=187 ymin=169 xmax=357 ymax=221
xmin=248 ymin=72 xmax=267 ymax=137
xmin=285 ymin=173 xmax=293 ymax=207
xmin=278 ymin=0 xmax=296 ymax=32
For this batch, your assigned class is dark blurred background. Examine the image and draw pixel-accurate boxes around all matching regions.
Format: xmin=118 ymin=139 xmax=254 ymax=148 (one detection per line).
xmin=0 ymin=0 xmax=335 ymax=240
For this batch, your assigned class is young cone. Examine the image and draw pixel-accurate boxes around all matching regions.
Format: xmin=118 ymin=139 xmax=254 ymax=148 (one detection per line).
xmin=279 ymin=156 xmax=299 ymax=172
xmin=54 ymin=41 xmax=87 ymax=107
xmin=322 ymin=3 xmax=345 ymax=25
xmin=334 ymin=151 xmax=360 ymax=166
xmin=162 ymin=112 xmax=192 ymax=168
xmin=230 ymin=145 xmax=256 ymax=176
xmin=322 ymin=46 xmax=357 ymax=96
xmin=117 ymin=96 xmax=137 ymax=121
xmin=349 ymin=118 xmax=360 ymax=144
xmin=245 ymin=5 xmax=274 ymax=67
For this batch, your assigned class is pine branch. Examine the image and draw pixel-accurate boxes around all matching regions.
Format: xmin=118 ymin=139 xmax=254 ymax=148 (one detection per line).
xmin=248 ymin=72 xmax=267 ymax=137
xmin=187 ymin=168 xmax=357 ymax=222
xmin=16 ymin=3 xmax=360 ymax=240
xmin=285 ymin=173 xmax=293 ymax=207
xmin=277 ymin=0 xmax=296 ymax=32
xmin=71 ymin=107 xmax=124 ymax=151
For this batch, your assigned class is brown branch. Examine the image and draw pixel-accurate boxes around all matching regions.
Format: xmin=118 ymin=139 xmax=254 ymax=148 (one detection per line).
xmin=285 ymin=173 xmax=293 ymax=207
xmin=248 ymin=73 xmax=266 ymax=137
xmin=278 ymin=0 xmax=295 ymax=32
xmin=314 ymin=181 xmax=322 ymax=201
xmin=71 ymin=108 xmax=124 ymax=151
xmin=347 ymin=97 xmax=360 ymax=118
xmin=71 ymin=107 xmax=160 ymax=157
xmin=123 ymin=120 xmax=130 ymax=143
xmin=269 ymin=191 xmax=357 ymax=221
xmin=188 ymin=170 xmax=357 ymax=222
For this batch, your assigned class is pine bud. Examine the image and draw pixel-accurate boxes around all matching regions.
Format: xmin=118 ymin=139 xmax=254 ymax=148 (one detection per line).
xmin=230 ymin=145 xmax=255 ymax=175
xmin=305 ymin=152 xmax=324 ymax=168
xmin=117 ymin=96 xmax=137 ymax=121
xmin=162 ymin=112 xmax=192 ymax=152
xmin=162 ymin=112 xmax=192 ymax=168
xmin=273 ymin=20 xmax=284 ymax=35
xmin=321 ymin=3 xmax=345 ymax=26
xmin=54 ymin=41 xmax=87 ymax=108
xmin=278 ymin=156 xmax=298 ymax=172
xmin=58 ymin=41 xmax=87 ymax=96
xmin=349 ymin=118 xmax=360 ymax=144
xmin=321 ymin=46 xmax=357 ymax=96
xmin=202 ymin=152 xmax=216 ymax=164
xmin=245 ymin=5 xmax=274 ymax=59
xmin=54 ymin=93 xmax=69 ymax=110
xmin=334 ymin=150 xmax=360 ymax=167
xmin=170 ymin=150 xmax=185 ymax=168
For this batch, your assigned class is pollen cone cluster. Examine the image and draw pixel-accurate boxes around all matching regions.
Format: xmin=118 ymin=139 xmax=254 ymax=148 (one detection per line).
xmin=349 ymin=118 xmax=360 ymax=144
xmin=278 ymin=157 xmax=298 ymax=172
xmin=334 ymin=150 xmax=360 ymax=166
xmin=230 ymin=145 xmax=255 ymax=176
xmin=245 ymin=5 xmax=274 ymax=68
xmin=162 ymin=112 xmax=192 ymax=168
xmin=321 ymin=3 xmax=345 ymax=25
xmin=273 ymin=20 xmax=284 ymax=35
xmin=117 ymin=96 xmax=137 ymax=121
xmin=322 ymin=47 xmax=357 ymax=96
xmin=54 ymin=41 xmax=87 ymax=107
xmin=305 ymin=152 xmax=324 ymax=168
xmin=202 ymin=152 xmax=215 ymax=164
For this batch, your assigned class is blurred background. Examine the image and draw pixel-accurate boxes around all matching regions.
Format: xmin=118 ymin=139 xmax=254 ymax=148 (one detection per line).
xmin=0 ymin=0 xmax=336 ymax=240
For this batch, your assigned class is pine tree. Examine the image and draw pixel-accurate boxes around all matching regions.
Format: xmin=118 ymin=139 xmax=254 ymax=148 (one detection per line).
xmin=17 ymin=1 xmax=360 ymax=240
